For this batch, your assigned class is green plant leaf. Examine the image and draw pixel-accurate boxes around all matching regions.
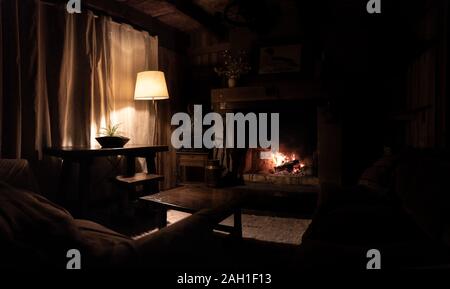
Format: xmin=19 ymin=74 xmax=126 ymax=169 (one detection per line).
xmin=99 ymin=123 xmax=122 ymax=136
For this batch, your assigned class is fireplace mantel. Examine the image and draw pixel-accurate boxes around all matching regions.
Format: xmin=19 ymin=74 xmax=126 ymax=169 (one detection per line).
xmin=211 ymin=81 xmax=326 ymax=111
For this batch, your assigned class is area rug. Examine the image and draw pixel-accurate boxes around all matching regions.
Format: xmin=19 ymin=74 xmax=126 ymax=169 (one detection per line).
xmin=167 ymin=210 xmax=311 ymax=245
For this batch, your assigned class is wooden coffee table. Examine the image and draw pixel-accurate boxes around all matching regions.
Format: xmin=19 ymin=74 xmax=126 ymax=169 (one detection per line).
xmin=140 ymin=184 xmax=244 ymax=238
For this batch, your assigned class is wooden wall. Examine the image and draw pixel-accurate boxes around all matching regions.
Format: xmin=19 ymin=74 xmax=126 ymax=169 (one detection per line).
xmin=405 ymin=0 xmax=448 ymax=149
xmin=189 ymin=29 xmax=230 ymax=67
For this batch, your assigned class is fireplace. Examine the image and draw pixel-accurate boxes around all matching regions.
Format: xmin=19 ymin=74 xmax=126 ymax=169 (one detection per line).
xmin=211 ymin=86 xmax=321 ymax=187
xmin=242 ymin=104 xmax=319 ymax=186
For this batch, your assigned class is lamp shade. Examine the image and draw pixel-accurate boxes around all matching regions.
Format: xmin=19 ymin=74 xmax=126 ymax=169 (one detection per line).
xmin=134 ymin=71 xmax=169 ymax=100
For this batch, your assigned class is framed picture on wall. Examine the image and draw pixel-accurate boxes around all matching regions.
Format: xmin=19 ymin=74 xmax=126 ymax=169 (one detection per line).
xmin=258 ymin=44 xmax=302 ymax=74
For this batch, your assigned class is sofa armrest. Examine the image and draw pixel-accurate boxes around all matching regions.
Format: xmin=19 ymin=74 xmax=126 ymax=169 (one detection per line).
xmin=134 ymin=204 xmax=236 ymax=268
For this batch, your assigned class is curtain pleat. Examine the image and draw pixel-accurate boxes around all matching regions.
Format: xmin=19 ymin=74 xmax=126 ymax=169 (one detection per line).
xmin=58 ymin=12 xmax=92 ymax=147
xmin=1 ymin=0 xmax=38 ymax=159
xmin=35 ymin=2 xmax=52 ymax=158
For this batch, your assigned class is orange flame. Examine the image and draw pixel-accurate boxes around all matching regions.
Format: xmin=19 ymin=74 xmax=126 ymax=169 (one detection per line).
xmin=271 ymin=151 xmax=290 ymax=167
xmin=268 ymin=151 xmax=306 ymax=174
xmin=270 ymin=152 xmax=301 ymax=167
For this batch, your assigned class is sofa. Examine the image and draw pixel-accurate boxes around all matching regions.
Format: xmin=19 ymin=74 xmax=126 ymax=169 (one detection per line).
xmin=296 ymin=150 xmax=450 ymax=269
xmin=0 ymin=159 xmax=234 ymax=269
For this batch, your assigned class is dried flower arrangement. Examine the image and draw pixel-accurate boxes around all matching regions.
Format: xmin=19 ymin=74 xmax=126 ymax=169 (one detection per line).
xmin=214 ymin=50 xmax=251 ymax=87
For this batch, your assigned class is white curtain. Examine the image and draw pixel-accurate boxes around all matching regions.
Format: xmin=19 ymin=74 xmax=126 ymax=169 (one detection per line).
xmin=97 ymin=20 xmax=159 ymax=146
xmin=58 ymin=12 xmax=90 ymax=147
xmin=58 ymin=12 xmax=158 ymax=147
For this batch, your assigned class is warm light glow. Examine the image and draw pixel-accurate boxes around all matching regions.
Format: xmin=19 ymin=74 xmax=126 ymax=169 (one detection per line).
xmin=267 ymin=151 xmax=305 ymax=175
xmin=271 ymin=151 xmax=290 ymax=167
xmin=134 ymin=71 xmax=169 ymax=100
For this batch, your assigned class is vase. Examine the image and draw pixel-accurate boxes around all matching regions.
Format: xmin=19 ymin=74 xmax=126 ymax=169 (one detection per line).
xmin=95 ymin=136 xmax=130 ymax=148
xmin=205 ymin=159 xmax=222 ymax=187
xmin=227 ymin=78 xmax=236 ymax=88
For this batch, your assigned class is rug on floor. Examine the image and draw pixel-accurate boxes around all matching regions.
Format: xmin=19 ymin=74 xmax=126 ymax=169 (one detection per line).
xmin=167 ymin=210 xmax=311 ymax=245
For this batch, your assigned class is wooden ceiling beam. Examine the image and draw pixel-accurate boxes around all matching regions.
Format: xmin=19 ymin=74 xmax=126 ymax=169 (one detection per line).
xmin=166 ymin=0 xmax=228 ymax=38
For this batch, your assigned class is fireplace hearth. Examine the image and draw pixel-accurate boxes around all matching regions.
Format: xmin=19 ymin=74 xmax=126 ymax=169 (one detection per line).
xmin=243 ymin=173 xmax=319 ymax=186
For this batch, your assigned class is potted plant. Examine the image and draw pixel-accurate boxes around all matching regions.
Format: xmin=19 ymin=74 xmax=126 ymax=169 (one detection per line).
xmin=214 ymin=50 xmax=251 ymax=88
xmin=95 ymin=123 xmax=130 ymax=148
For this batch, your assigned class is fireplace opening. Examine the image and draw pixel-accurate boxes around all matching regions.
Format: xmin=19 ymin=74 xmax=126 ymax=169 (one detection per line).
xmin=242 ymin=101 xmax=319 ymax=186
xmin=261 ymin=151 xmax=308 ymax=175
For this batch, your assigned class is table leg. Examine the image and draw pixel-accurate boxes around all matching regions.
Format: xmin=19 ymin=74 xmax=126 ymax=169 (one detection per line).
xmin=157 ymin=207 xmax=167 ymax=229
xmin=59 ymin=159 xmax=72 ymax=207
xmin=233 ymin=208 xmax=242 ymax=238
xmin=204 ymin=159 xmax=208 ymax=182
xmin=145 ymin=153 xmax=156 ymax=174
xmin=126 ymin=155 xmax=136 ymax=177
xmin=145 ymin=153 xmax=159 ymax=193
xmin=182 ymin=166 xmax=186 ymax=183
xmin=176 ymin=155 xmax=180 ymax=185
xmin=78 ymin=159 xmax=92 ymax=218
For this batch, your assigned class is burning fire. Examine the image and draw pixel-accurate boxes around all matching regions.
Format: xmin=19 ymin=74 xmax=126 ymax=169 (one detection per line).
xmin=271 ymin=152 xmax=293 ymax=167
xmin=269 ymin=151 xmax=305 ymax=175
